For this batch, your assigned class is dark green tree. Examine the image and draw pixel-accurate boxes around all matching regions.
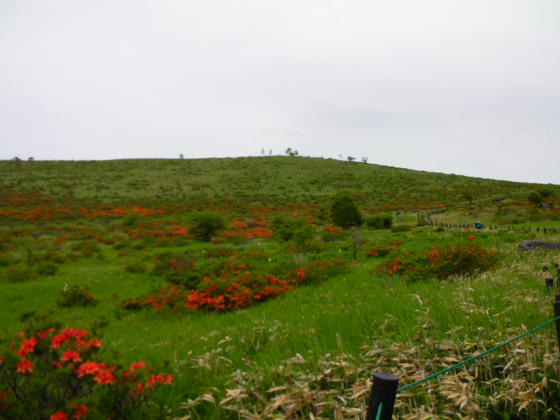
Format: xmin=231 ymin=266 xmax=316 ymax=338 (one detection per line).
xmin=528 ymin=191 xmax=543 ymax=207
xmin=330 ymin=196 xmax=362 ymax=229
xmin=189 ymin=211 xmax=225 ymax=242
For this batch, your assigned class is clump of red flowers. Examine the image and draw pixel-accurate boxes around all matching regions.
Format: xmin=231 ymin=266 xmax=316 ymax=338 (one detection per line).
xmin=0 ymin=326 xmax=173 ymax=419
xmin=380 ymin=243 xmax=499 ymax=281
xmin=123 ymin=259 xmax=348 ymax=313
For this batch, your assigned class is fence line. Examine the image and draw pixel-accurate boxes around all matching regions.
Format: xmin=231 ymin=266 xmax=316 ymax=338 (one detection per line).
xmin=367 ymin=290 xmax=560 ymax=419
xmin=397 ymin=313 xmax=560 ymax=394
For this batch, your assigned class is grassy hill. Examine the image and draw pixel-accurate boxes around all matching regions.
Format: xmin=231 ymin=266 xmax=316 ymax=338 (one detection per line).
xmin=0 ymin=156 xmax=545 ymax=206
xmin=1 ymin=157 xmax=559 ymax=419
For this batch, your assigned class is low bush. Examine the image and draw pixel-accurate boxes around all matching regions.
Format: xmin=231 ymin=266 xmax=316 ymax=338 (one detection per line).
xmin=37 ymin=262 xmax=58 ymax=276
xmin=3 ymin=266 xmax=33 ymax=283
xmin=57 ymin=284 xmax=98 ymax=308
xmin=124 ymin=260 xmax=148 ymax=274
xmin=366 ymin=214 xmax=393 ymax=229
xmin=528 ymin=191 xmax=543 ymax=207
xmin=320 ymin=225 xmax=345 ymax=242
xmin=391 ymin=224 xmax=413 ymax=232
xmin=365 ymin=239 xmax=402 ymax=258
xmin=537 ymin=188 xmax=554 ymax=198
xmin=151 ymin=252 xmax=201 ymax=288
xmin=380 ymin=243 xmax=499 ymax=281
xmin=271 ymin=214 xmax=306 ymax=241
xmin=69 ymin=241 xmax=103 ymax=260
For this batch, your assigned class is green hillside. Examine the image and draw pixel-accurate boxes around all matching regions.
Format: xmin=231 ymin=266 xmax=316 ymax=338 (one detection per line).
xmin=0 ymin=156 xmax=545 ymax=207
xmin=1 ymin=157 xmax=559 ymax=419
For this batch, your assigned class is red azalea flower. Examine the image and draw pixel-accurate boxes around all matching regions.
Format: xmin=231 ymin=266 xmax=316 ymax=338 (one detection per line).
xmin=130 ymin=383 xmax=145 ymax=394
xmin=51 ymin=328 xmax=89 ymax=349
xmin=94 ymin=368 xmax=116 ymax=385
xmin=146 ymin=374 xmax=173 ymax=387
xmin=129 ymin=361 xmax=146 ymax=372
xmin=17 ymin=357 xmax=33 ymax=374
xmin=76 ymin=361 xmax=104 ymax=377
xmin=62 ymin=350 xmax=82 ymax=364
xmin=86 ymin=338 xmax=102 ymax=349
xmin=71 ymin=403 xmax=87 ymax=419
xmin=38 ymin=328 xmax=55 ymax=340
xmin=49 ymin=412 xmax=68 ymax=420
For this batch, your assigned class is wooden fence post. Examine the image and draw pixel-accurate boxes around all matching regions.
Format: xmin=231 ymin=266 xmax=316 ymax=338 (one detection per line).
xmin=366 ymin=371 xmax=399 ymax=420
xmin=555 ymin=294 xmax=560 ymax=354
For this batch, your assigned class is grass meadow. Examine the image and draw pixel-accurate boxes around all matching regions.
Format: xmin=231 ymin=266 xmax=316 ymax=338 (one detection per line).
xmin=1 ymin=157 xmax=560 ymax=419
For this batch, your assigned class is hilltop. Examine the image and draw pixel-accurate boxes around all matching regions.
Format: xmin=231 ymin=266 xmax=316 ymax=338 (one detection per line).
xmin=0 ymin=156 xmax=549 ymax=209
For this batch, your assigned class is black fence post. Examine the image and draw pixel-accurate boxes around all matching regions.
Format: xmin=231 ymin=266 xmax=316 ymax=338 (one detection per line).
xmin=555 ymin=294 xmax=560 ymax=354
xmin=366 ymin=371 xmax=399 ymax=420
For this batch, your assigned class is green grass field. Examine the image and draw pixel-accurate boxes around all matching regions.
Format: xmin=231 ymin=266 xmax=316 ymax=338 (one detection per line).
xmin=1 ymin=157 xmax=560 ymax=419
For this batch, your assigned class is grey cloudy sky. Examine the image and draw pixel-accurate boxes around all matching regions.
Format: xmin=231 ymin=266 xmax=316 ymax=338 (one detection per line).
xmin=1 ymin=1 xmax=559 ymax=184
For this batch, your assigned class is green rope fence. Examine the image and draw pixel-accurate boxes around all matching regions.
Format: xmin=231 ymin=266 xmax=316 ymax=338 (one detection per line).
xmin=367 ymin=293 xmax=560 ymax=419
xmin=375 ymin=402 xmax=383 ymax=420
xmin=397 ymin=314 xmax=560 ymax=393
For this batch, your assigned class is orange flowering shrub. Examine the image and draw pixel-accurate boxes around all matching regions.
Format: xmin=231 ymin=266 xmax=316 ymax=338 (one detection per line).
xmin=0 ymin=327 xmax=172 ymax=419
xmin=123 ymin=259 xmax=347 ymax=313
xmin=320 ymin=225 xmax=345 ymax=241
xmin=365 ymin=239 xmax=402 ymax=258
xmin=380 ymin=243 xmax=499 ymax=281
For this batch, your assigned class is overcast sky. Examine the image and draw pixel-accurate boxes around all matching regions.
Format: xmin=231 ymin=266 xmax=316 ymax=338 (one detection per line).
xmin=1 ymin=1 xmax=559 ymax=184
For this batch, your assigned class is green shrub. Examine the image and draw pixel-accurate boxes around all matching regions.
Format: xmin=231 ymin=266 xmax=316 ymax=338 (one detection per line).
xmin=528 ymin=191 xmax=543 ymax=206
xmin=391 ymin=224 xmax=412 ymax=232
xmin=151 ymin=252 xmax=201 ymax=288
xmin=0 ymin=254 xmax=14 ymax=267
xmin=113 ymin=240 xmax=130 ymax=250
xmin=292 ymin=225 xmax=315 ymax=254
xmin=121 ymin=213 xmax=139 ymax=227
xmin=69 ymin=241 xmax=103 ymax=259
xmin=189 ymin=211 xmax=225 ymax=242
xmin=330 ymin=196 xmax=362 ymax=229
xmin=57 ymin=284 xmax=98 ymax=308
xmin=290 ymin=259 xmax=348 ymax=285
xmin=124 ymin=261 xmax=147 ymax=274
xmin=42 ymin=250 xmax=65 ymax=264
xmin=271 ymin=214 xmax=306 ymax=241
xmin=364 ymin=239 xmax=401 ymax=258
xmin=4 ymin=266 xmax=33 ymax=283
xmin=37 ymin=262 xmax=58 ymax=276
xmin=537 ymin=188 xmax=553 ymax=198
xmin=366 ymin=214 xmax=393 ymax=229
